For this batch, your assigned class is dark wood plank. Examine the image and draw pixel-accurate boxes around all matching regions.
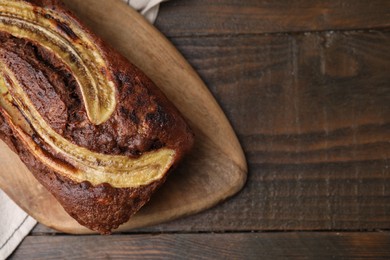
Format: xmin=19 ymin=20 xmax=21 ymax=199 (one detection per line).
xmin=12 ymin=232 xmax=390 ymax=259
xmin=149 ymin=30 xmax=390 ymax=231
xmin=145 ymin=30 xmax=390 ymax=231
xmin=33 ymin=30 xmax=390 ymax=233
xmin=155 ymin=0 xmax=390 ymax=36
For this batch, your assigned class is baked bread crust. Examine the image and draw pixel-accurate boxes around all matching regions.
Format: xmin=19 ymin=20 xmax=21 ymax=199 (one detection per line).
xmin=0 ymin=0 xmax=194 ymax=234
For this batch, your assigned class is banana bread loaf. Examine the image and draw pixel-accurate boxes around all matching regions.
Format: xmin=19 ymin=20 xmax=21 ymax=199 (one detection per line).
xmin=0 ymin=0 xmax=194 ymax=234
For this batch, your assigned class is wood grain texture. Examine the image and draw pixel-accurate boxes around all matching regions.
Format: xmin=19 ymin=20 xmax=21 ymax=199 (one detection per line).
xmin=9 ymin=0 xmax=390 ymax=258
xmin=155 ymin=0 xmax=390 ymax=36
xmin=141 ymin=30 xmax=390 ymax=231
xmin=33 ymin=29 xmax=390 ymax=234
xmin=0 ymin=0 xmax=247 ymax=234
xmin=11 ymin=232 xmax=390 ymax=259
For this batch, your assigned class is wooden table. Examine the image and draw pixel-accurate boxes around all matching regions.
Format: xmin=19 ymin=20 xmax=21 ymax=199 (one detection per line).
xmin=10 ymin=0 xmax=390 ymax=258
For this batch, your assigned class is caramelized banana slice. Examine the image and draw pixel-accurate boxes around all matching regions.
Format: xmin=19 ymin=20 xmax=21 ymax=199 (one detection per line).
xmin=0 ymin=0 xmax=116 ymax=125
xmin=0 ymin=51 xmax=176 ymax=188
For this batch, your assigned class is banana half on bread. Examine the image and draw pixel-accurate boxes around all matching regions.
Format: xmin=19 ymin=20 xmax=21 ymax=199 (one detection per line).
xmin=0 ymin=0 xmax=194 ymax=234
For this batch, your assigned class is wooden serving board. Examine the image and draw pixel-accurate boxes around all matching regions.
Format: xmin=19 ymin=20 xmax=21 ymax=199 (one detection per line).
xmin=0 ymin=0 xmax=247 ymax=234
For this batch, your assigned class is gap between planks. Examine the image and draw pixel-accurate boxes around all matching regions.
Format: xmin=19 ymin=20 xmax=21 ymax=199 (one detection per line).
xmin=161 ymin=27 xmax=390 ymax=39
xmin=11 ymin=232 xmax=390 ymax=259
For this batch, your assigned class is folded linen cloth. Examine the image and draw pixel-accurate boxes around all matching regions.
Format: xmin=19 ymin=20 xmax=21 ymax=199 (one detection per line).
xmin=0 ymin=1 xmax=167 ymax=259
xmin=125 ymin=0 xmax=168 ymax=23
xmin=0 ymin=190 xmax=37 ymax=260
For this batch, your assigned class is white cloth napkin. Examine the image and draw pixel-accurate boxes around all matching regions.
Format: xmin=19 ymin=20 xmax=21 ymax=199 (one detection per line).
xmin=0 ymin=1 xmax=166 ymax=259
xmin=124 ymin=0 xmax=168 ymax=23
xmin=0 ymin=190 xmax=37 ymax=260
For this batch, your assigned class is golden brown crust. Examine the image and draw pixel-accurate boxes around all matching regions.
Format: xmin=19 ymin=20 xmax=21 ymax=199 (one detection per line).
xmin=0 ymin=0 xmax=194 ymax=234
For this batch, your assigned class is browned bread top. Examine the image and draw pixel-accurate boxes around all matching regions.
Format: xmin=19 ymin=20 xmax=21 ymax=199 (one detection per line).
xmin=0 ymin=0 xmax=194 ymax=233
